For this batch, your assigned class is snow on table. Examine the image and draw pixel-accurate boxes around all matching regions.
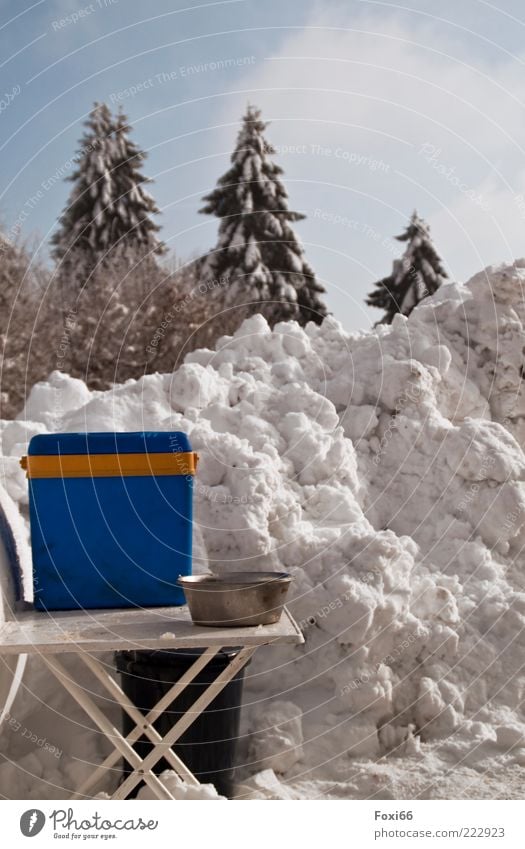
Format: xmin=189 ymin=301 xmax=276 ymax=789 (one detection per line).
xmin=0 ymin=604 xmax=304 ymax=655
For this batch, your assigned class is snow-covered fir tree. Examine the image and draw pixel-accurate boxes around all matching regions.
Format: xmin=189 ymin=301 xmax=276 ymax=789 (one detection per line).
xmin=111 ymin=109 xmax=165 ymax=261
xmin=200 ymin=105 xmax=327 ymax=326
xmin=51 ymin=103 xmax=164 ymax=292
xmin=366 ymin=211 xmax=448 ymax=324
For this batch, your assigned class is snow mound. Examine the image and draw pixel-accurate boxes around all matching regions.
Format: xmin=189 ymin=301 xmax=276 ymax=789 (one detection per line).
xmin=2 ymin=261 xmax=525 ymax=798
xmin=137 ymin=772 xmax=225 ymax=800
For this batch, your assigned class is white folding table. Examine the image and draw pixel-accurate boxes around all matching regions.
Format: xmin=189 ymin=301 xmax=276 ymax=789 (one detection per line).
xmin=0 ymin=604 xmax=304 ymax=800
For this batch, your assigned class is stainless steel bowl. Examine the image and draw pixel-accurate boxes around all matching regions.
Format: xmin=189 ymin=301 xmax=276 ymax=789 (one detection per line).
xmin=177 ymin=572 xmax=292 ymax=627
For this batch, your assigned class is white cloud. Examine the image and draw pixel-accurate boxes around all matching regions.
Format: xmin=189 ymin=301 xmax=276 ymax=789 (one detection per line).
xmin=213 ymin=7 xmax=525 ymax=329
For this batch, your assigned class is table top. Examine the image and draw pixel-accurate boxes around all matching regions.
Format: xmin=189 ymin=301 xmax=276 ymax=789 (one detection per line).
xmin=0 ymin=604 xmax=304 ymax=655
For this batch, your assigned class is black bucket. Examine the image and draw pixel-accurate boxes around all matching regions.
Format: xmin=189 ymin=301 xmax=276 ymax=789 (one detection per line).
xmin=115 ymin=648 xmax=247 ymax=798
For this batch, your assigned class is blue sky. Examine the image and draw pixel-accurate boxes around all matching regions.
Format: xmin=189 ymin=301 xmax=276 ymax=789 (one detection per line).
xmin=2 ymin=0 xmax=525 ymax=331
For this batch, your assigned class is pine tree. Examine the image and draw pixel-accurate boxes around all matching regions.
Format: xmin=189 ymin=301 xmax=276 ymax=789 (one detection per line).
xmin=200 ymin=105 xmax=327 ymax=326
xmin=366 ymin=211 xmax=447 ymax=324
xmin=111 ymin=108 xmax=165 ymax=262
xmin=51 ymin=103 xmax=164 ymax=292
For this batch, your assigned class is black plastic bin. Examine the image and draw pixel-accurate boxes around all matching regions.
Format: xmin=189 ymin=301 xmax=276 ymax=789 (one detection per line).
xmin=114 ymin=648 xmax=247 ymax=798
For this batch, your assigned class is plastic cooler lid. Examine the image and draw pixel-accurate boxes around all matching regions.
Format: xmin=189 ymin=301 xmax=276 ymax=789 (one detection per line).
xmin=27 ymin=432 xmax=192 ymax=455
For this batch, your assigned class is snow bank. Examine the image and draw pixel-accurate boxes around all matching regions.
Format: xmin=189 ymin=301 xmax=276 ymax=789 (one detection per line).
xmin=137 ymin=772 xmax=225 ymax=800
xmin=2 ymin=261 xmax=525 ymax=798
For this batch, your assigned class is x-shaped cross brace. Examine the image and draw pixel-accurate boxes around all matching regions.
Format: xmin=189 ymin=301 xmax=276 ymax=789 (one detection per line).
xmin=41 ymin=646 xmax=256 ymax=800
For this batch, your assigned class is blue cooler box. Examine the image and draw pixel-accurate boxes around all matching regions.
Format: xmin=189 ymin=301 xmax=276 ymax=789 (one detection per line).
xmin=21 ymin=432 xmax=196 ymax=610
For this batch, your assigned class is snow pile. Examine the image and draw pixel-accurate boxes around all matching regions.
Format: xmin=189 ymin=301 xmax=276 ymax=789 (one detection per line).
xmin=2 ymin=261 xmax=525 ymax=798
xmin=248 ymin=701 xmax=304 ymax=773
xmin=137 ymin=772 xmax=225 ymax=800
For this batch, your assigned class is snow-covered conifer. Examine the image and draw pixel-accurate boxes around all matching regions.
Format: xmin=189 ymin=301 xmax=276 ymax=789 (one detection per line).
xmin=366 ymin=211 xmax=447 ymax=324
xmin=200 ymin=105 xmax=327 ymax=326
xmin=51 ymin=103 xmax=164 ymax=291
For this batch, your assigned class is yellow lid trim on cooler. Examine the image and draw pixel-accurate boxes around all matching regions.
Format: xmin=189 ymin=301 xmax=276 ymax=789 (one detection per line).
xmin=20 ymin=451 xmax=198 ymax=479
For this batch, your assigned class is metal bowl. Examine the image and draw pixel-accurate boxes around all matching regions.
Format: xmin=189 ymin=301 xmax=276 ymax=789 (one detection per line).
xmin=177 ymin=572 xmax=292 ymax=627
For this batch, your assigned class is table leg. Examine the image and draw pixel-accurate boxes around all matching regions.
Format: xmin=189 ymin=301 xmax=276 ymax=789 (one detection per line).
xmin=112 ymin=646 xmax=257 ymax=800
xmin=41 ymin=655 xmax=175 ymax=801
xmin=72 ymin=648 xmax=219 ymax=799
